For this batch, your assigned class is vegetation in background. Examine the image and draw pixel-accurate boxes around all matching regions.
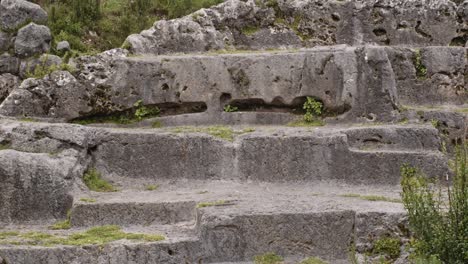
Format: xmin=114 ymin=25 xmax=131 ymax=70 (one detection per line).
xmin=400 ymin=143 xmax=467 ymax=264
xmin=372 ymin=237 xmax=401 ymax=261
xmin=83 ymin=168 xmax=116 ymax=192
xmin=32 ymin=0 xmax=224 ymax=54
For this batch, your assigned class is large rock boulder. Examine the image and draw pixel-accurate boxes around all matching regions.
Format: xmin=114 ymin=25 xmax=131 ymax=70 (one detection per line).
xmin=0 ymin=71 xmax=86 ymax=119
xmin=126 ymin=0 xmax=463 ymax=55
xmin=0 ymin=0 xmax=48 ymax=31
xmin=0 ymin=31 xmax=11 ymax=52
xmin=0 ymin=73 xmax=19 ymax=102
xmin=0 ymin=52 xmax=19 ymax=74
xmin=14 ymin=22 xmax=52 ymax=58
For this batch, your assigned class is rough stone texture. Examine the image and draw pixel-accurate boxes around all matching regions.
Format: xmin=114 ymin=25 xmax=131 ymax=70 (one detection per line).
xmin=71 ymin=201 xmax=197 ymax=227
xmin=0 ymin=73 xmax=18 ymax=103
xmin=0 ymin=150 xmax=77 ymax=224
xmin=0 ymin=0 xmax=48 ymax=31
xmin=56 ymin=40 xmax=70 ymax=52
xmin=0 ymin=71 xmax=85 ymax=119
xmin=19 ymin=54 xmax=62 ymax=78
xmin=387 ymin=47 xmax=467 ymax=106
xmin=0 ymin=31 xmax=11 ymax=52
xmin=91 ymin=125 xmax=447 ymax=185
xmin=200 ymin=210 xmax=354 ymax=262
xmin=0 ymin=46 xmax=403 ymax=123
xmin=0 ymin=52 xmax=19 ymax=75
xmin=14 ymin=22 xmax=52 ymax=58
xmin=126 ymin=0 xmax=466 ymax=55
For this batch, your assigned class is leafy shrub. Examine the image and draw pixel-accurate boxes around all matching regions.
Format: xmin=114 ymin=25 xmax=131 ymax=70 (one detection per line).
xmin=400 ymin=143 xmax=467 ymax=264
xmin=303 ymin=97 xmax=323 ymax=123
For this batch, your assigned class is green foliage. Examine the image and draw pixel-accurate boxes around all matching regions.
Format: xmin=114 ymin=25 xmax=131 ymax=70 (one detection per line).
xmin=145 ymin=184 xmax=159 ymax=191
xmin=26 ymin=62 xmax=75 ymax=79
xmin=83 ymin=168 xmax=116 ymax=192
xmin=414 ymin=49 xmax=427 ymax=79
xmin=79 ymin=198 xmax=97 ymax=203
xmin=300 ymin=257 xmax=328 ymax=264
xmin=373 ymin=237 xmax=401 ymax=260
xmin=341 ymin=194 xmax=401 ymax=203
xmin=35 ymin=0 xmax=224 ymax=53
xmin=171 ymin=126 xmax=253 ymax=142
xmin=400 ymin=143 xmax=468 ymax=264
xmin=223 ymin=104 xmax=239 ymax=112
xmin=50 ymin=209 xmax=72 ymax=230
xmin=254 ymin=253 xmax=284 ymax=264
xmin=303 ymin=97 xmax=323 ymax=123
xmin=133 ymin=100 xmax=160 ymax=120
xmin=0 ymin=225 xmax=164 ymax=246
xmin=196 ymin=200 xmax=227 ymax=208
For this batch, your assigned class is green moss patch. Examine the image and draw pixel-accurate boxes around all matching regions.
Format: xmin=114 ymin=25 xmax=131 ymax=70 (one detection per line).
xmin=196 ymin=200 xmax=227 ymax=208
xmin=0 ymin=225 xmax=164 ymax=247
xmin=171 ymin=126 xmax=254 ymax=142
xmin=300 ymin=257 xmax=328 ymax=264
xmin=83 ymin=168 xmax=116 ymax=192
xmin=254 ymin=252 xmax=284 ymax=264
xmin=340 ymin=194 xmax=401 ymax=203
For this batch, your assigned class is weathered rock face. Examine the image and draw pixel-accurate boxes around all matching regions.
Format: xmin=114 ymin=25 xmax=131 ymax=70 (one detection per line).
xmin=14 ymin=22 xmax=52 ymax=58
xmin=387 ymin=47 xmax=467 ymax=106
xmin=0 ymin=120 xmax=96 ymax=224
xmin=0 ymin=0 xmax=48 ymax=31
xmin=0 ymin=73 xmax=19 ymax=102
xmin=0 ymin=52 xmax=19 ymax=75
xmin=126 ymin=0 xmax=466 ymax=55
xmin=0 ymin=31 xmax=11 ymax=52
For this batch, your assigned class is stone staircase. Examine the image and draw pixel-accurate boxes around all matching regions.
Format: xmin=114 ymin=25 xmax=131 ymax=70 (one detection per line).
xmin=0 ymin=0 xmax=467 ymax=263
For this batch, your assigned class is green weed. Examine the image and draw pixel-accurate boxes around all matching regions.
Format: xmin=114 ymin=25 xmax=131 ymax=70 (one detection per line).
xmin=83 ymin=168 xmax=116 ymax=192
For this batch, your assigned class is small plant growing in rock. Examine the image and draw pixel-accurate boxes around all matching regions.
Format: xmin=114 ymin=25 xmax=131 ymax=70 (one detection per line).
xmin=223 ymin=104 xmax=239 ymax=113
xmin=133 ymin=100 xmax=160 ymax=120
xmin=372 ymin=237 xmax=401 ymax=261
xmin=303 ymin=97 xmax=323 ymax=123
xmin=254 ymin=252 xmax=283 ymax=264
xmin=83 ymin=168 xmax=116 ymax=192
xmin=145 ymin=184 xmax=159 ymax=191
xmin=414 ymin=49 xmax=427 ymax=79
xmin=196 ymin=200 xmax=227 ymax=208
xmin=400 ymin=142 xmax=467 ymax=263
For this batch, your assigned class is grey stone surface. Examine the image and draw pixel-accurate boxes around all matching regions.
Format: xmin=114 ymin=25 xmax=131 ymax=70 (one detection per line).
xmin=387 ymin=47 xmax=467 ymax=106
xmin=0 ymin=150 xmax=77 ymax=224
xmin=56 ymin=40 xmax=70 ymax=52
xmin=126 ymin=0 xmax=465 ymax=55
xmin=0 ymin=52 xmax=19 ymax=74
xmin=19 ymin=53 xmax=62 ymax=78
xmin=0 ymin=46 xmax=402 ymax=123
xmin=90 ymin=125 xmax=447 ymax=185
xmin=0 ymin=73 xmax=18 ymax=103
xmin=0 ymin=0 xmax=48 ymax=31
xmin=0 ymin=71 xmax=85 ymax=119
xmin=0 ymin=31 xmax=11 ymax=52
xmin=14 ymin=22 xmax=51 ymax=58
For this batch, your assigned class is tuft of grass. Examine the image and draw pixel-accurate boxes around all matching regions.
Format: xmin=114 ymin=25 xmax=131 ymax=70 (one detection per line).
xmin=300 ymin=257 xmax=328 ymax=264
xmin=145 ymin=184 xmax=159 ymax=191
xmin=19 ymin=117 xmax=37 ymax=122
xmin=340 ymin=194 xmax=401 ymax=203
xmin=79 ymin=198 xmax=97 ymax=203
xmin=196 ymin=200 xmax=227 ymax=208
xmin=287 ymin=120 xmax=325 ymax=127
xmin=83 ymin=168 xmax=116 ymax=192
xmin=254 ymin=252 xmax=284 ymax=264
xmin=241 ymin=25 xmax=260 ymax=36
xmin=50 ymin=210 xmax=72 ymax=230
xmin=151 ymin=121 xmax=163 ymax=128
xmin=373 ymin=237 xmax=401 ymax=260
xmin=0 ymin=142 xmax=11 ymax=150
